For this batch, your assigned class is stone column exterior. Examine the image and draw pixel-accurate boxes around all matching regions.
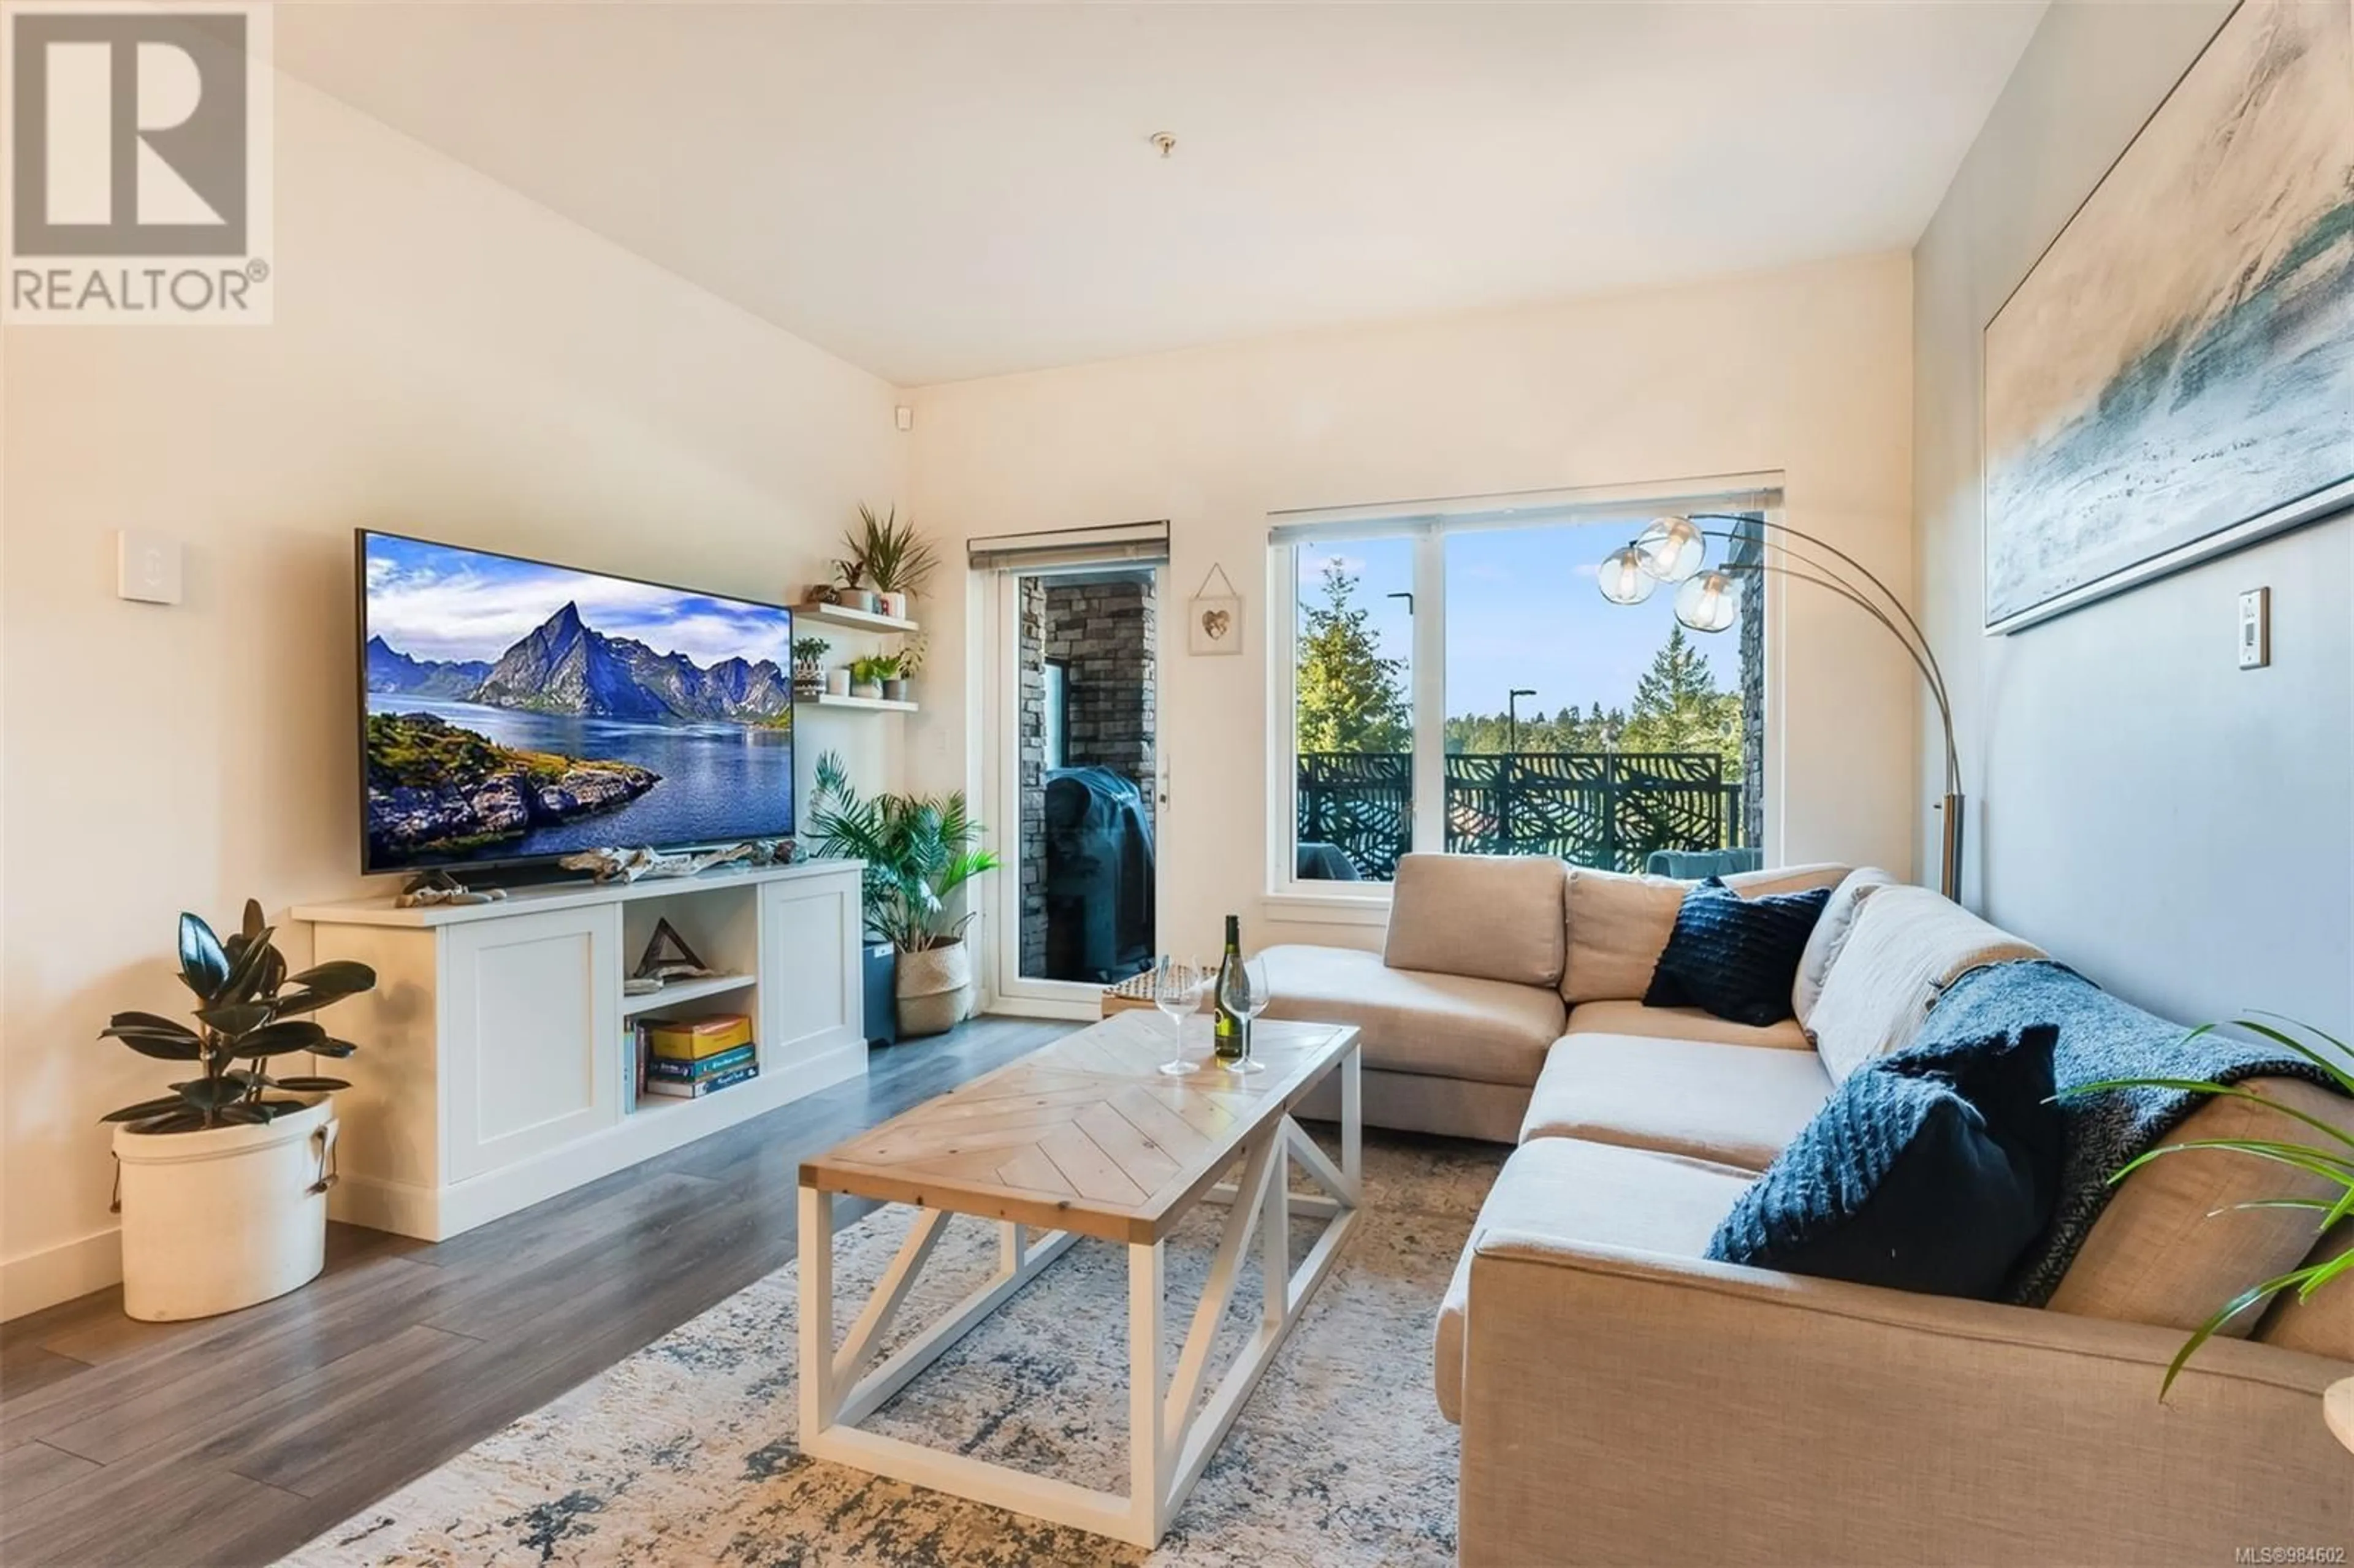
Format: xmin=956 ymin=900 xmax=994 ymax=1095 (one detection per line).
xmin=1016 ymin=577 xmax=1049 ymax=978
xmin=1043 ymin=577 xmax=1157 ymax=832
xmin=1728 ymin=516 xmax=1767 ymax=850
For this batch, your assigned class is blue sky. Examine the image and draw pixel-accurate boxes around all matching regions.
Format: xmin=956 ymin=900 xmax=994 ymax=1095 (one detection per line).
xmin=1295 ymin=522 xmax=1738 ymax=721
xmin=364 ymin=533 xmax=796 ymax=669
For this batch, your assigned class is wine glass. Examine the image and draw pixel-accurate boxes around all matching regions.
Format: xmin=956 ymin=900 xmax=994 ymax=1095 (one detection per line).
xmin=1217 ymin=954 xmax=1274 ymax=1074
xmin=1152 ymin=956 xmax=1205 ymax=1076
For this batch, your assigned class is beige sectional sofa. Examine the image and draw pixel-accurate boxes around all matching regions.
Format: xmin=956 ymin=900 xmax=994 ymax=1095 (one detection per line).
xmin=1264 ymin=853 xmax=2353 ymax=1566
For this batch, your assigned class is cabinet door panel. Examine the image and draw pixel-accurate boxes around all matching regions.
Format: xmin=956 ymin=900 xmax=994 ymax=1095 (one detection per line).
xmin=760 ymin=872 xmax=861 ymax=1070
xmin=444 ymin=904 xmax=620 ymax=1181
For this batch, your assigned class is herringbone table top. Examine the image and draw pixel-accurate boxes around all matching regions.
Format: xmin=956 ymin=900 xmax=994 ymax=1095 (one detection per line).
xmin=801 ymin=1011 xmax=1357 ymax=1244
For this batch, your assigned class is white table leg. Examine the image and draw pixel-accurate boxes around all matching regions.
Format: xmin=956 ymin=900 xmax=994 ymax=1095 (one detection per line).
xmin=798 ymin=1186 xmax=837 ymax=1447
xmin=1262 ymin=1128 xmax=1289 ymax=1330
xmin=1129 ymin=1239 xmax=1170 ymax=1547
xmin=1341 ymin=1041 xmax=1362 ymax=1197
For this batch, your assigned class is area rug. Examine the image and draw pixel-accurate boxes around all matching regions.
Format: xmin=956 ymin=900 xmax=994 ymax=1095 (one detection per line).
xmin=291 ymin=1134 xmax=1504 ymax=1567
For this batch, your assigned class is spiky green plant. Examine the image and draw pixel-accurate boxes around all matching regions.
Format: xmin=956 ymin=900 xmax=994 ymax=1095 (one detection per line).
xmin=2074 ymin=1013 xmax=2352 ymax=1396
xmin=847 ymin=504 xmax=938 ymax=596
xmin=804 ymin=751 xmax=999 ymax=952
xmin=101 ymin=900 xmax=377 ymax=1133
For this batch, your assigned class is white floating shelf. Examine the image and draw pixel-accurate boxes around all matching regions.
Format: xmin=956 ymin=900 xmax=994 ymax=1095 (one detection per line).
xmin=810 ymin=692 xmax=918 ymax=714
xmin=620 ymin=972 xmax=759 ymax=1016
xmin=790 ymin=602 xmax=919 ymax=635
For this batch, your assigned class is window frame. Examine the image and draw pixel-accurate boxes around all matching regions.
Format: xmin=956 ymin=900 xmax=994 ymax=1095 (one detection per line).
xmin=1263 ymin=476 xmax=1785 ymax=920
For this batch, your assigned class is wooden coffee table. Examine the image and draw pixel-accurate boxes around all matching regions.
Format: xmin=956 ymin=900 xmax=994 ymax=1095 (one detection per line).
xmin=797 ymin=1011 xmax=1363 ymax=1546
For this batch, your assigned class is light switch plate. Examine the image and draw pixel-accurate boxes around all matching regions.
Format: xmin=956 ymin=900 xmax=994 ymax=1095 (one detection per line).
xmin=116 ymin=531 xmax=183 ymax=604
xmin=2238 ymin=587 xmax=2269 ymax=669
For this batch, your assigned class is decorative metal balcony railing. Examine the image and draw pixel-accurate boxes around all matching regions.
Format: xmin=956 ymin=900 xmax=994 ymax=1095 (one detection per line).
xmin=1296 ymin=750 xmax=1744 ymax=882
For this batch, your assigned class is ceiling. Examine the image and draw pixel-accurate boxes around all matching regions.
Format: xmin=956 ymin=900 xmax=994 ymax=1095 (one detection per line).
xmin=276 ymin=2 xmax=2047 ymax=386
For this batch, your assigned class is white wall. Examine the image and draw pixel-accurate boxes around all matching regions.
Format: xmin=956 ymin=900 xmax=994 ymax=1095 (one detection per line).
xmin=1914 ymin=0 xmax=2354 ymax=1033
xmin=0 ymin=70 xmax=910 ymax=1318
xmin=908 ymin=254 xmax=1919 ymax=962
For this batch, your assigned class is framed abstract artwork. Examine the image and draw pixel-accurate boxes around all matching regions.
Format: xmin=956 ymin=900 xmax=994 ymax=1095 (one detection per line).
xmin=1981 ymin=0 xmax=2354 ymax=633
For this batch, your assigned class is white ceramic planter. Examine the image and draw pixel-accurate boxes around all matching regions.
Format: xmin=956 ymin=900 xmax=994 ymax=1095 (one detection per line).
xmin=825 ymin=669 xmax=851 ymax=696
xmin=113 ymin=1098 xmax=337 ymax=1321
xmin=877 ymin=591 xmax=909 ymax=620
xmin=896 ymin=940 xmax=974 ymax=1038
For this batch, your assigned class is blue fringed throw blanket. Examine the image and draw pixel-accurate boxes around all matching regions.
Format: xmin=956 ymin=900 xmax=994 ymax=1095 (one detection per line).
xmin=1913 ymin=959 xmax=2345 ymax=1307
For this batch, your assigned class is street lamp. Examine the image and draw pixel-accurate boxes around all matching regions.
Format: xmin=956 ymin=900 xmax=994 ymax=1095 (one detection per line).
xmin=1507 ymin=688 xmax=1536 ymax=755
xmin=1596 ymin=513 xmax=1966 ymax=904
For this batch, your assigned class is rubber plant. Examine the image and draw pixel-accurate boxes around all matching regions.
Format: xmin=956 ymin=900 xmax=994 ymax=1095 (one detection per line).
xmin=804 ymin=750 xmax=999 ymax=953
xmin=846 ymin=504 xmax=938 ymax=597
xmin=2076 ymin=1013 xmax=2352 ymax=1396
xmin=101 ymin=900 xmax=378 ymax=1133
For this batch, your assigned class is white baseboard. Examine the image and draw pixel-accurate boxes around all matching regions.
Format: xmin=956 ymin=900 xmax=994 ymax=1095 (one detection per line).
xmin=2 ymin=1227 xmax=121 ymax=1321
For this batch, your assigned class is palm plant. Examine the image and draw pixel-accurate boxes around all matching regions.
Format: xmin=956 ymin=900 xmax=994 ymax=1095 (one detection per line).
xmin=2078 ymin=1013 xmax=2352 ymax=1395
xmin=102 ymin=900 xmax=378 ymax=1133
xmin=804 ymin=751 xmax=999 ymax=951
xmin=847 ymin=504 xmax=938 ymax=596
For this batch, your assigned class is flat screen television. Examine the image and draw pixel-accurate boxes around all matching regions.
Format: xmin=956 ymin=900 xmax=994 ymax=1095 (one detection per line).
xmin=357 ymin=530 xmax=795 ymax=875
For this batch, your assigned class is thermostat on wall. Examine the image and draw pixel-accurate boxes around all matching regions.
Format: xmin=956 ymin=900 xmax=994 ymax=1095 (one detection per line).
xmin=2237 ymin=587 xmax=2269 ymax=670
xmin=115 ymin=531 xmax=183 ymax=606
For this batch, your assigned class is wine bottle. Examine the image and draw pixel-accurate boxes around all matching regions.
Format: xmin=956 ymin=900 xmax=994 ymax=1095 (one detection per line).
xmin=1213 ymin=914 xmax=1246 ymax=1064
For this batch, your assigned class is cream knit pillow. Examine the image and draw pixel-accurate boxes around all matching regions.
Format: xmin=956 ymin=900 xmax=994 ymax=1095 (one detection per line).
xmin=1805 ymin=885 xmax=2045 ymax=1082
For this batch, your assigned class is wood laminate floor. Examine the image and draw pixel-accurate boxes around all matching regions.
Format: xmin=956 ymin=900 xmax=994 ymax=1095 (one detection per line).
xmin=0 ymin=1016 xmax=1079 ymax=1568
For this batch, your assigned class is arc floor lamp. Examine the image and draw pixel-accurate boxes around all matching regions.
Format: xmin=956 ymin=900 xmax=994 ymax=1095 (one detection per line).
xmin=1596 ymin=514 xmax=1964 ymax=902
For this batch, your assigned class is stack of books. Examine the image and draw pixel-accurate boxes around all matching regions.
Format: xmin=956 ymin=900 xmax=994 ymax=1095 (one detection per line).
xmin=634 ymin=1013 xmax=758 ymax=1102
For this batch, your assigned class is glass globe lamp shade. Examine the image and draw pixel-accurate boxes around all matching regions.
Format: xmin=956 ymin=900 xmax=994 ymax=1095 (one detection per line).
xmin=1635 ymin=515 xmax=1707 ymax=584
xmin=1674 ymin=569 xmax=1740 ymax=634
xmin=1596 ymin=546 xmax=1659 ymax=605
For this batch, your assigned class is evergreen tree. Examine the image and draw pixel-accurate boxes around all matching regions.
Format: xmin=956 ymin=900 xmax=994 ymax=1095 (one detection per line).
xmin=1296 ymin=562 xmax=1410 ymax=753
xmin=1619 ymin=625 xmax=1741 ymax=769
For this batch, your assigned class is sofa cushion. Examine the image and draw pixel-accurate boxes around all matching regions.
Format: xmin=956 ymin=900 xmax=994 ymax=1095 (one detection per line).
xmin=1708 ymin=1023 xmax=2063 ymax=1300
xmin=1560 ymin=862 xmax=1848 ymax=1006
xmin=1645 ymin=878 xmax=1830 ymax=1027
xmin=1257 ymin=944 xmax=1564 ymax=1087
xmin=2255 ymin=1223 xmax=2353 ymax=1363
xmin=1383 ymin=853 xmax=1566 ymax=988
xmin=1805 ymin=885 xmax=2045 ymax=1082
xmin=2049 ymin=1079 xmax=2354 ymax=1338
xmin=1564 ymin=999 xmax=1810 ymax=1051
xmin=1521 ymin=1032 xmax=1834 ymax=1169
xmin=1792 ymin=866 xmax=1897 ymax=1025
xmin=1434 ymin=1136 xmax=1751 ymax=1422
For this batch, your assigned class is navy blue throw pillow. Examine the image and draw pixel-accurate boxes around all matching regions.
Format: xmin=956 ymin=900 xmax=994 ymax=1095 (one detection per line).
xmin=1644 ymin=877 xmax=1829 ymax=1026
xmin=1707 ymin=1024 xmax=2063 ymax=1300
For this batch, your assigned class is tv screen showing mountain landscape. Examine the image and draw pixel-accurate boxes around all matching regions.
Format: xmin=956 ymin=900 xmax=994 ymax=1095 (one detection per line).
xmin=360 ymin=531 xmax=794 ymax=873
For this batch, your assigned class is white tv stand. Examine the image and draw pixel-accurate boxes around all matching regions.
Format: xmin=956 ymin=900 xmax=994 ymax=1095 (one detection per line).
xmin=294 ymin=859 xmax=866 ymax=1241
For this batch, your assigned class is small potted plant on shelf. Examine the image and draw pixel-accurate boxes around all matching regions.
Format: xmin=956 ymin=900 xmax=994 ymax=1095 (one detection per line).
xmin=847 ymin=504 xmax=936 ymax=622
xmin=832 ymin=557 xmax=878 ymax=615
xmin=806 ymin=752 xmax=1000 ymax=1038
xmin=792 ymin=636 xmax=831 ymax=698
xmin=849 ymin=653 xmax=896 ymax=701
xmin=893 ymin=633 xmax=928 ymax=702
xmin=101 ymin=900 xmax=377 ymax=1321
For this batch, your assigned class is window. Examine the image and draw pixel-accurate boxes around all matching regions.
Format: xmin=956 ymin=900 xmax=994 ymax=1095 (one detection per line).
xmin=1276 ymin=486 xmax=1772 ymax=891
xmin=1291 ymin=536 xmax=1414 ymax=882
